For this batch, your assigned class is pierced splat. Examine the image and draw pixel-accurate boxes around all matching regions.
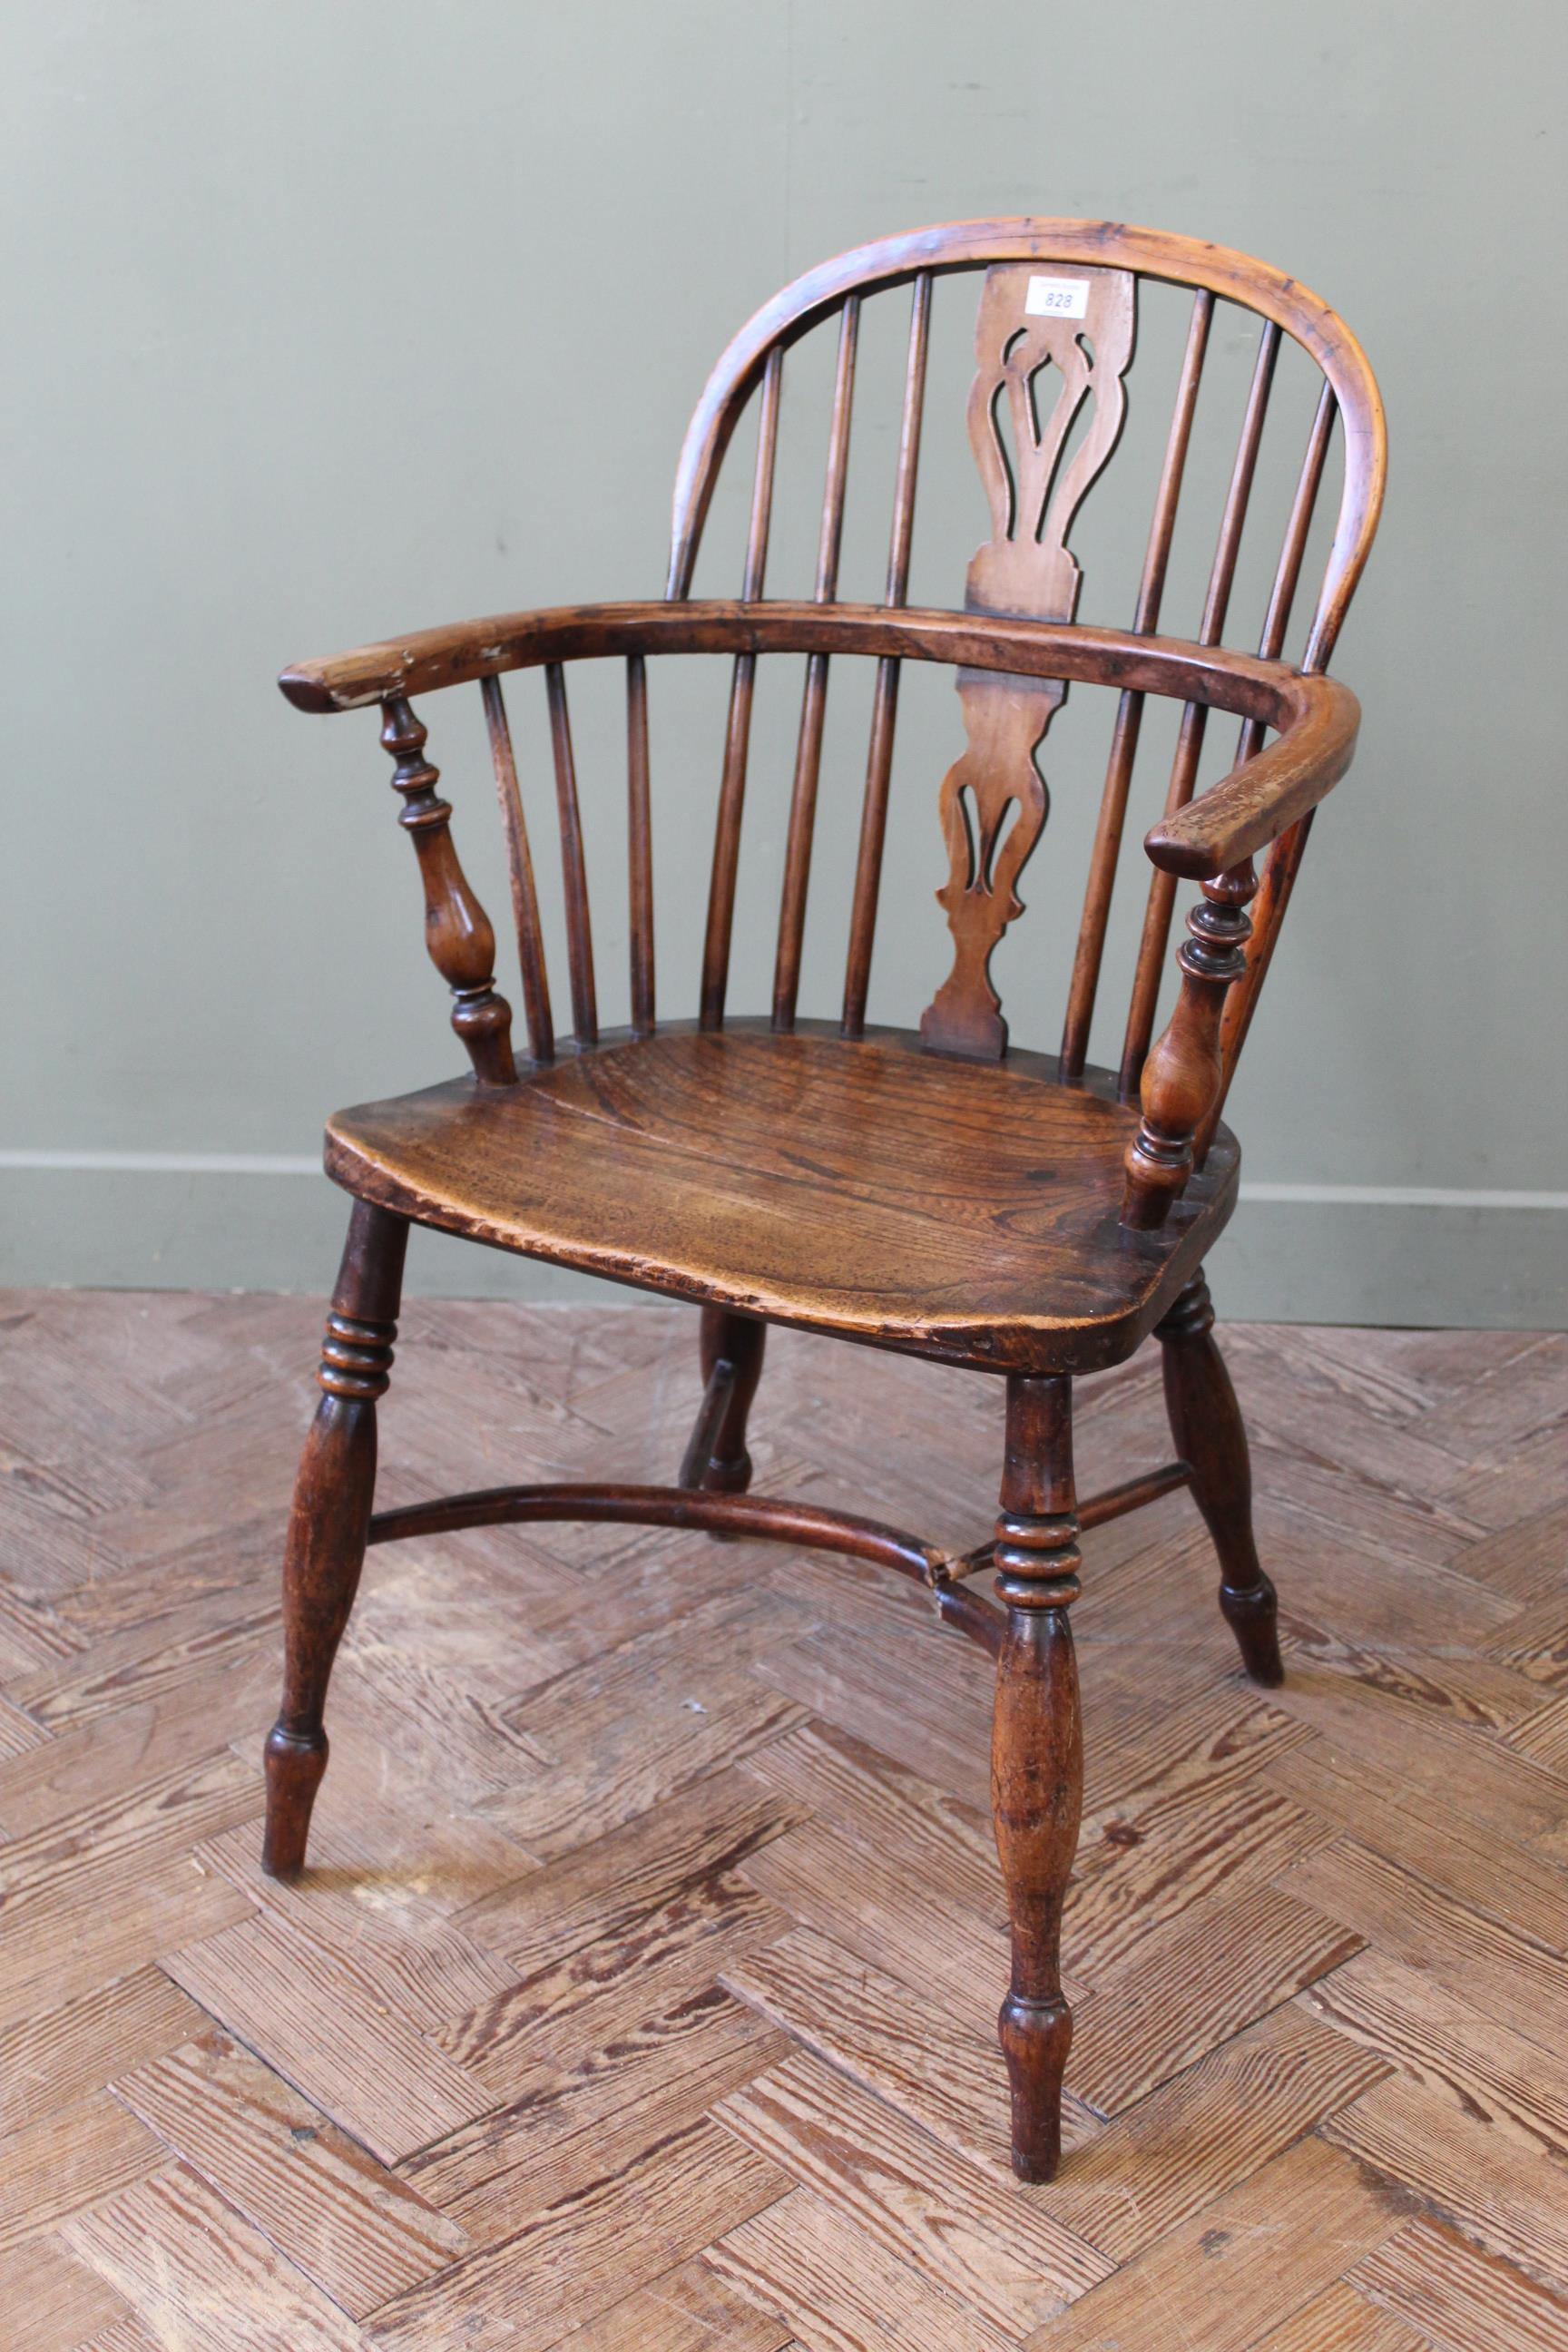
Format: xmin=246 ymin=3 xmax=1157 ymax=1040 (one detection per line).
xmin=922 ymin=266 xmax=1136 ymax=1060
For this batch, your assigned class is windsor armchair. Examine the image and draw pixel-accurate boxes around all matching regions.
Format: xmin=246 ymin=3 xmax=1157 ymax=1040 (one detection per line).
xmin=267 ymin=220 xmax=1384 ymax=2181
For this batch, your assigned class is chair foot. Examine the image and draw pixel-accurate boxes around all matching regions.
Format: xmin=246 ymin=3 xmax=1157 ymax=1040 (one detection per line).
xmin=262 ymin=1200 xmax=407 ymax=1880
xmin=991 ymin=1374 xmax=1083 ymax=2185
xmin=261 ymin=1727 xmax=328 ymax=1877
xmin=1156 ymin=1269 xmax=1284 ymax=1689
xmin=1218 ymin=1573 xmax=1284 ymax=1686
xmin=999 ymin=1993 xmax=1074 ymax=2180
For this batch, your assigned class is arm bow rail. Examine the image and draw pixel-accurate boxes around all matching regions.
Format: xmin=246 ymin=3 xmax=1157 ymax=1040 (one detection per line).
xmin=279 ymin=600 xmax=1359 ymax=875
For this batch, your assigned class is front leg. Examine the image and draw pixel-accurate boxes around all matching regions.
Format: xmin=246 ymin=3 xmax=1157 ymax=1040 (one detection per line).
xmin=262 ymin=1200 xmax=408 ymax=1877
xmin=992 ymin=1372 xmax=1083 ymax=2182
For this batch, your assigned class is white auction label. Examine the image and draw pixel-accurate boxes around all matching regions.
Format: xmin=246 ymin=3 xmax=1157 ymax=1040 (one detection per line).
xmin=1024 ymin=275 xmax=1090 ymax=320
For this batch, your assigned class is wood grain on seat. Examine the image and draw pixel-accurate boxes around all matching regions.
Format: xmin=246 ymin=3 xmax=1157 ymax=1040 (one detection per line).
xmin=326 ymin=1024 xmax=1238 ymax=1375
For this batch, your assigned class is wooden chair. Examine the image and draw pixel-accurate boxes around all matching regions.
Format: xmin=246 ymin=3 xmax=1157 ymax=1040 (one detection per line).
xmin=267 ymin=220 xmax=1384 ymax=2180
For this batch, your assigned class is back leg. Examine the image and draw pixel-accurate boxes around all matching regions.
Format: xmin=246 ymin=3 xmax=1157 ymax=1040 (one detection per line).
xmin=262 ymin=1200 xmax=408 ymax=1877
xmin=678 ymin=1306 xmax=767 ymax=1494
xmin=1156 ymin=1269 xmax=1283 ymax=1687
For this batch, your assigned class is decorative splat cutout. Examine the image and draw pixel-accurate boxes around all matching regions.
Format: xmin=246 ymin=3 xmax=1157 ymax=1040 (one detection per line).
xmin=921 ymin=265 xmax=1136 ymax=1060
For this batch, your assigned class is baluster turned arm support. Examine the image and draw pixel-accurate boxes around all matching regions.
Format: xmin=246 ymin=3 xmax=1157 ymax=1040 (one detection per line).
xmin=1120 ymin=858 xmax=1256 ymax=1229
xmin=379 ymin=697 xmax=516 ymax=1086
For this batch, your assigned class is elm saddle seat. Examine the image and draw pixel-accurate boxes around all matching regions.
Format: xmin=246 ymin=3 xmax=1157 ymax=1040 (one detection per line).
xmin=266 ymin=219 xmax=1384 ymax=2184
xmin=328 ymin=1023 xmax=1238 ymax=1374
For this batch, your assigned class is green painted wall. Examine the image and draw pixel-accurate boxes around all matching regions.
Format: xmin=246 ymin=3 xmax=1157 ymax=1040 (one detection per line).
xmin=3 ymin=0 xmax=1563 ymax=1321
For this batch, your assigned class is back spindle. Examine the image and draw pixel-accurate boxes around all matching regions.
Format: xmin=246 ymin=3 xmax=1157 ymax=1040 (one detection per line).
xmin=842 ymin=270 xmax=932 ymax=1037
xmin=774 ymin=296 xmax=860 ymax=1030
xmin=544 ymin=663 xmax=598 ymax=1045
xmin=483 ymin=674 xmax=554 ymax=1064
xmin=1120 ymin=318 xmax=1281 ymax=1099
xmin=626 ymin=653 xmax=655 ymax=1037
xmin=1187 ymin=383 xmax=1338 ymax=1158
xmin=1062 ymin=288 xmax=1213 ymax=1080
xmin=1236 ymin=379 xmax=1338 ymax=762
xmin=701 ymin=345 xmax=783 ymax=1028
xmin=1211 ymin=810 xmax=1313 ymax=1140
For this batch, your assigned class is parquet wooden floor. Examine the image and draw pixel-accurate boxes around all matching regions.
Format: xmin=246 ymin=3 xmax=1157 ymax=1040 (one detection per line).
xmin=2 ymin=1287 xmax=1566 ymax=2349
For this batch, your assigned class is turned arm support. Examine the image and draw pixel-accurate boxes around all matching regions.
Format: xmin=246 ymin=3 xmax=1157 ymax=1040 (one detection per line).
xmin=378 ymin=698 xmax=514 ymax=1086
xmin=1121 ymin=670 xmax=1359 ymax=1230
xmin=1122 ymin=858 xmax=1257 ymax=1229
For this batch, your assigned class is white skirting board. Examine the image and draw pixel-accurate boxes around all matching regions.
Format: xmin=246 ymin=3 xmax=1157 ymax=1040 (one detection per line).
xmin=0 ymin=1157 xmax=1563 ymax=1328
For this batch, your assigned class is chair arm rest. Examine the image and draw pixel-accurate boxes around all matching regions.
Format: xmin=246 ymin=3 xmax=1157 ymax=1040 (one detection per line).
xmin=278 ymin=598 xmax=1355 ymax=758
xmin=278 ymin=606 xmax=633 ymax=713
xmin=1142 ymin=670 xmax=1360 ymax=880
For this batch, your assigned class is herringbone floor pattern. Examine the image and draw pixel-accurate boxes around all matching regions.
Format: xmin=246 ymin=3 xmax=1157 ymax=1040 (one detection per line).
xmin=2 ymin=1288 xmax=1566 ymax=2348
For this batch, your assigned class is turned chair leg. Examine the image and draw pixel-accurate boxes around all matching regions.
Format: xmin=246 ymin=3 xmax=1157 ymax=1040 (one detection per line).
xmin=1156 ymin=1269 xmax=1283 ymax=1687
xmin=262 ymin=1200 xmax=409 ymax=1877
xmin=678 ymin=1305 xmax=767 ymax=1494
xmin=992 ymin=1373 xmax=1083 ymax=2182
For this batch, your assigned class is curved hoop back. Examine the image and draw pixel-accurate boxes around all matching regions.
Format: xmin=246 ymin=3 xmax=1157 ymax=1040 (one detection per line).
xmin=669 ymin=219 xmax=1384 ymax=668
xmin=666 ymin=218 xmax=1386 ymax=1086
